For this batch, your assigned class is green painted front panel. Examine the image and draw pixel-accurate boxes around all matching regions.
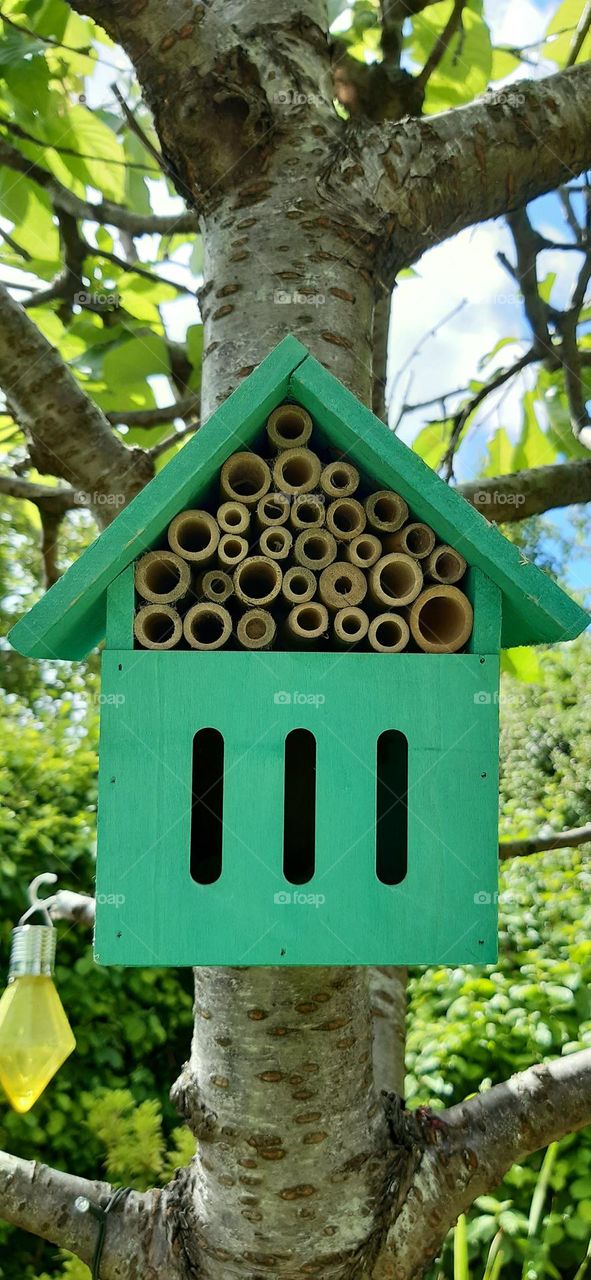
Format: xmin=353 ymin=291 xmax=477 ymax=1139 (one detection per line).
xmin=95 ymin=652 xmax=499 ymax=968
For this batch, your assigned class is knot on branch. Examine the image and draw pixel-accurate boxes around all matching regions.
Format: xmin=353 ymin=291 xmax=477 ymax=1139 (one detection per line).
xmin=171 ymin=1065 xmax=219 ymax=1140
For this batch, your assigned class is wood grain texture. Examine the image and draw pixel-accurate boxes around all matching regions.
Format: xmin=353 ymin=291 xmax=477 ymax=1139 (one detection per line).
xmin=95 ymin=651 xmax=499 ymax=968
xmin=106 ymin=565 xmax=135 ymax=650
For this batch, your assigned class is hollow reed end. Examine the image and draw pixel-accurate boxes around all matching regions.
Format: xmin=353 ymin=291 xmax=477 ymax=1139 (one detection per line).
xmin=220 ymin=452 xmax=271 ymax=507
xmin=326 ymin=498 xmax=366 ymax=543
xmin=237 ymin=608 xmax=276 ymax=651
xmin=135 ymin=550 xmax=190 ymax=604
xmin=272 ymin=448 xmax=322 ymax=495
xmin=282 ymin=566 xmax=317 ymax=605
xmin=368 ymin=613 xmax=410 ymax=653
xmin=198 ymin=569 xmax=234 ymax=604
xmin=294 ymin=528 xmax=338 ymax=571
xmin=346 ymin=533 xmax=382 ymax=569
xmin=385 ymin=522 xmax=436 ymax=560
xmin=217 ymin=501 xmax=250 ymax=535
xmin=267 ymin=403 xmax=313 ymax=451
xmin=319 ymin=561 xmax=367 ymax=611
xmin=218 ymin=534 xmax=249 ymax=568
xmin=333 ymin=607 xmax=369 ymax=647
xmin=365 ymin=490 xmax=409 ymax=533
xmin=134 ymin=604 xmax=182 ymax=650
xmin=285 ymin=602 xmax=329 ymax=646
xmin=320 ymin=460 xmax=359 ymax=499
xmin=409 ymin=585 xmax=473 ymax=653
xmin=168 ymin=509 xmax=220 ymax=565
xmin=369 ymin=552 xmax=423 ymax=607
xmin=234 ymin=556 xmax=283 ymax=607
xmin=184 ymin=602 xmax=232 ymax=651
xmin=425 ymin=545 xmax=467 ymax=585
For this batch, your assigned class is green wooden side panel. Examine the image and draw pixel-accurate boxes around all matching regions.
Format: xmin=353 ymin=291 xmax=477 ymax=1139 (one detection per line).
xmin=466 ymin=568 xmax=502 ymax=654
xmin=106 ymin=566 xmax=135 ymax=649
xmin=9 ymin=336 xmax=309 ymax=659
xmin=288 ymin=358 xmax=588 ymax=648
xmin=95 ymin=651 xmax=500 ymax=968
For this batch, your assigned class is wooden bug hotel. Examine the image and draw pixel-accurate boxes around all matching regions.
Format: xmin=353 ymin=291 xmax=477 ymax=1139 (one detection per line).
xmin=10 ymin=337 xmax=588 ymax=968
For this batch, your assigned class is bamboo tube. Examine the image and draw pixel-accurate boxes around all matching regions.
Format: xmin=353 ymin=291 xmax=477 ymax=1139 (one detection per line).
xmin=319 ymin=561 xmax=367 ymax=611
xmin=282 ymin=566 xmax=317 ymax=605
xmin=218 ymin=534 xmax=249 ymax=568
xmin=290 ymin=493 xmax=325 ymax=531
xmin=326 ymin=498 xmax=366 ymax=543
xmin=234 ymin=556 xmax=283 ymax=607
xmin=320 ymin=460 xmax=359 ymax=499
xmin=134 ymin=604 xmax=182 ymax=650
xmin=267 ymin=403 xmax=313 ymax=451
xmin=384 ymin=522 xmax=436 ymax=560
xmin=294 ymin=528 xmax=337 ymax=571
xmin=333 ymin=607 xmax=369 ymax=647
xmin=237 ymin=608 xmax=276 ymax=651
xmin=272 ymin=447 xmax=321 ymax=495
xmin=285 ymin=602 xmax=329 ymax=646
xmin=424 ymin=545 xmax=467 ymax=585
xmin=256 ymin=492 xmax=291 ymax=529
xmin=346 ymin=533 xmax=382 ymax=569
xmin=184 ymin=602 xmax=233 ymax=651
xmin=168 ymin=509 xmax=220 ymax=565
xmin=135 ymin=550 xmax=190 ymax=604
xmin=368 ymin=613 xmax=410 ymax=654
xmin=369 ymin=553 xmax=423 ymax=607
xmin=260 ymin=525 xmax=293 ymax=561
xmin=198 ymin=569 xmax=234 ymax=604
xmin=217 ymin=500 xmax=250 ymax=536
xmin=408 ymin=585 xmax=473 ymax=654
xmin=220 ymin=452 xmax=271 ymax=507
xmin=365 ymin=490 xmax=408 ymax=534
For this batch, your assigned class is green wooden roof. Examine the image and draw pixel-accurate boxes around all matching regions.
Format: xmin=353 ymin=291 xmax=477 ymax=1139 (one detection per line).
xmin=9 ymin=335 xmax=588 ymax=659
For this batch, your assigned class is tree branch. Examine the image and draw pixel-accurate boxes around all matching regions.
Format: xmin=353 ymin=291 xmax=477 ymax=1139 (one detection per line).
xmin=0 ymin=283 xmax=153 ymax=519
xmin=0 ymin=137 xmax=197 ymax=235
xmin=459 ymin=457 xmax=591 ymax=521
xmin=566 ymin=0 xmax=591 ymax=66
xmin=148 ymin=423 xmax=199 ymax=460
xmin=105 ymin=394 xmax=200 ymax=428
xmin=0 ymin=1152 xmax=112 ymax=1260
xmin=0 ymin=474 xmax=78 ymax=511
xmin=374 ymin=1050 xmax=591 ymax=1280
xmin=440 ymin=348 xmax=538 ymax=480
xmin=500 ymin=823 xmax=591 ymax=861
xmin=335 ymin=63 xmax=591 ymax=281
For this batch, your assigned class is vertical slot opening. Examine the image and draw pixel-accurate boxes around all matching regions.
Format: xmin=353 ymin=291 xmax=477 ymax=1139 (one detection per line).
xmin=283 ymin=729 xmax=316 ymax=884
xmin=376 ymin=730 xmax=408 ymax=885
xmin=191 ymin=728 xmax=224 ymax=884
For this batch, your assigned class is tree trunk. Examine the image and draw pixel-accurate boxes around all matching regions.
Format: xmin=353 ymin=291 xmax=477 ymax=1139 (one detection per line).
xmin=200 ymin=187 xmax=375 ymax=418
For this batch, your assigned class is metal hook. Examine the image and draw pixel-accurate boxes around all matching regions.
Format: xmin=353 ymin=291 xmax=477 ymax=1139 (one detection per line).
xmin=19 ymin=873 xmax=58 ymax=928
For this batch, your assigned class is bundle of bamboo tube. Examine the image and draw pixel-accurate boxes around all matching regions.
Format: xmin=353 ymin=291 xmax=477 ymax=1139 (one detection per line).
xmin=133 ymin=403 xmax=474 ymax=653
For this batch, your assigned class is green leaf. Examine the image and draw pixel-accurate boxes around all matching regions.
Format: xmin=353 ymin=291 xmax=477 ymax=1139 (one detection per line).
xmin=484 ymin=427 xmax=515 ymax=476
xmin=454 ymin=1214 xmax=469 ymax=1280
xmin=543 ymin=0 xmax=591 ymax=67
xmin=409 ymin=2 xmax=492 ymax=114
xmin=501 ymin=648 xmax=543 ymax=684
xmin=412 ymin=421 xmax=450 ymax=469
xmin=512 ymin=394 xmax=556 ymax=472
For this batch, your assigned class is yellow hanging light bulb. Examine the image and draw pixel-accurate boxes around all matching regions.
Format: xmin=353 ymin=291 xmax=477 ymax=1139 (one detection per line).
xmin=0 ymin=874 xmax=75 ymax=1113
